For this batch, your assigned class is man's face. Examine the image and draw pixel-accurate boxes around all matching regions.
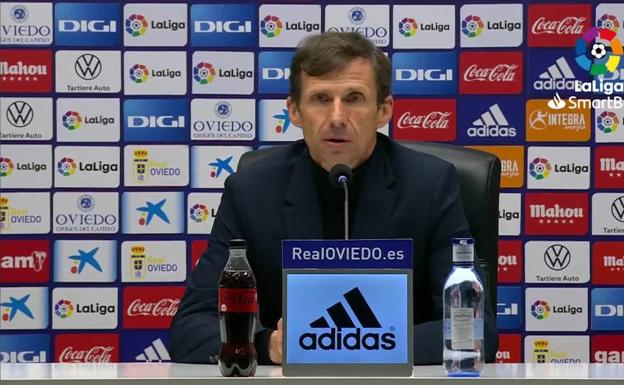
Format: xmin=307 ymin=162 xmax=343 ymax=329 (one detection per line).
xmin=287 ymin=58 xmax=393 ymax=171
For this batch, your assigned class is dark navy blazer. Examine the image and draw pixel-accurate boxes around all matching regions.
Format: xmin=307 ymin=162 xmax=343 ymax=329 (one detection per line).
xmin=170 ymin=134 xmax=497 ymax=365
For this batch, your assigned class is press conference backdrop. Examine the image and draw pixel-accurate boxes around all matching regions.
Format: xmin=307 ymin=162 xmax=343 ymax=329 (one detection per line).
xmin=0 ymin=0 xmax=623 ymax=366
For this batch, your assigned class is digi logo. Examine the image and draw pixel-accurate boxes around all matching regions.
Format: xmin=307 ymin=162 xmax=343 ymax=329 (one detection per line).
xmin=54 ymin=3 xmax=120 ymax=46
xmin=190 ymin=4 xmax=255 ymax=47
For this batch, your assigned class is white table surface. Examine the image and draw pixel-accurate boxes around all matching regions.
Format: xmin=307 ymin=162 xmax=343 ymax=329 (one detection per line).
xmin=2 ymin=363 xmax=624 ymax=384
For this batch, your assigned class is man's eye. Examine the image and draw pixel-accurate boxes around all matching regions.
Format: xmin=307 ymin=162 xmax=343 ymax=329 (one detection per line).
xmin=346 ymin=94 xmax=363 ymax=103
xmin=313 ymin=95 xmax=329 ymax=103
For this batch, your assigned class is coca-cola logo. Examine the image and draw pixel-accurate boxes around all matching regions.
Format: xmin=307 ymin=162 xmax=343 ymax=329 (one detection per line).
xmin=127 ymin=298 xmax=179 ymax=317
xmin=464 ymin=64 xmax=518 ymax=82
xmin=531 ymin=16 xmax=586 ymax=35
xmin=59 ymin=346 xmax=113 ymax=363
xmin=397 ymin=111 xmax=450 ymax=130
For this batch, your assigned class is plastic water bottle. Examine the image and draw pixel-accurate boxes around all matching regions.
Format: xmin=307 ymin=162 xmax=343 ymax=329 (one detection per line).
xmin=443 ymin=238 xmax=484 ymax=376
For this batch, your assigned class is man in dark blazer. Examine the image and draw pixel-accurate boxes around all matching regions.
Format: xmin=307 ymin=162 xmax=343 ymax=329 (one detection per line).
xmin=170 ymin=32 xmax=497 ymax=365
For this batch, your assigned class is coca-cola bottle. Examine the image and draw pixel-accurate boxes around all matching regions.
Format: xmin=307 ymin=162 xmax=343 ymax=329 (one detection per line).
xmin=218 ymin=239 xmax=258 ymax=377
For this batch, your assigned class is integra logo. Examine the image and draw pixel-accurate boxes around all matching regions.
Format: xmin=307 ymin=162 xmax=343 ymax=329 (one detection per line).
xmin=299 ymin=287 xmax=396 ymax=351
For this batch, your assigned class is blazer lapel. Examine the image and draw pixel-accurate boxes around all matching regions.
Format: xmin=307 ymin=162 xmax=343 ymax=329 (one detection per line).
xmin=352 ymin=143 xmax=397 ymax=239
xmin=283 ymin=149 xmax=323 ymax=240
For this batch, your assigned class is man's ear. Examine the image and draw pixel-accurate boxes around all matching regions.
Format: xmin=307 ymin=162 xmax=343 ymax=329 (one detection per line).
xmin=376 ymin=95 xmax=393 ymax=128
xmin=287 ymin=96 xmax=302 ymax=127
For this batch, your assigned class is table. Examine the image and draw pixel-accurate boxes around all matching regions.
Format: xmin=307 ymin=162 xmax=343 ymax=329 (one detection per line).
xmin=2 ymin=363 xmax=624 ymax=384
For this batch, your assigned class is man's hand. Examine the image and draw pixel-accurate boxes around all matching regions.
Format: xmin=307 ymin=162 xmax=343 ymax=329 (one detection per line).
xmin=268 ymin=318 xmax=283 ymax=364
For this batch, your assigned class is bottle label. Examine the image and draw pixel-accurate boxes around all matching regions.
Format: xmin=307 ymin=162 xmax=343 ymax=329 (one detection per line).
xmin=450 ymin=308 xmax=478 ymax=350
xmin=219 ymin=288 xmax=258 ymax=313
xmin=452 ymin=243 xmax=474 ymax=263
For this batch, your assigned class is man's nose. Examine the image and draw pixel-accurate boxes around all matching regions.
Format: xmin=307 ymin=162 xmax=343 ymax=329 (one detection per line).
xmin=329 ymin=99 xmax=347 ymax=128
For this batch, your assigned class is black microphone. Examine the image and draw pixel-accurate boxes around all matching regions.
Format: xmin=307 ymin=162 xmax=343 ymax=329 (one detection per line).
xmin=329 ymin=164 xmax=353 ymax=239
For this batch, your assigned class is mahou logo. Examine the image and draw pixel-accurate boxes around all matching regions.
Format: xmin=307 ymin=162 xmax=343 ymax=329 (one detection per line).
xmin=123 ymin=286 xmax=185 ymax=328
xmin=55 ymin=334 xmax=119 ymax=363
xmin=392 ymin=99 xmax=456 ymax=142
xmin=525 ymin=193 xmax=588 ymax=235
xmin=528 ymin=4 xmax=591 ymax=47
xmin=497 ymin=334 xmax=521 ymax=363
xmin=592 ymin=242 xmax=624 ymax=285
xmin=460 ymin=52 xmax=523 ymax=94
xmin=0 ymin=50 xmax=52 ymax=93
xmin=592 ymin=335 xmax=624 ymax=363
xmin=498 ymin=240 xmax=522 ymax=283
xmin=0 ymin=240 xmax=49 ymax=283
xmin=595 ymin=147 xmax=624 ymax=189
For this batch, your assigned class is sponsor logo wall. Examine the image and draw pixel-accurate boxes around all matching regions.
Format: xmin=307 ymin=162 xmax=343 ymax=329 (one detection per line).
xmin=0 ymin=1 xmax=622 ymax=364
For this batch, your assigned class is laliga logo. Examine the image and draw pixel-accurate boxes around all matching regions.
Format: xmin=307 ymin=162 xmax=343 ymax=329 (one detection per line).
xmin=57 ymin=157 xmax=77 ymax=176
xmin=531 ymin=300 xmax=550 ymax=320
xmin=62 ymin=111 xmax=82 ymax=130
xmin=597 ymin=14 xmax=620 ymax=34
xmin=260 ymin=15 xmax=282 ymax=38
xmin=462 ymin=15 xmax=483 ymax=38
xmin=575 ymin=27 xmax=623 ymax=76
xmin=189 ymin=203 xmax=209 ymax=223
xmin=54 ymin=299 xmax=74 ymax=319
xmin=0 ymin=158 xmax=15 ymax=177
xmin=597 ymin=111 xmax=619 ymax=134
xmin=194 ymin=62 xmax=216 ymax=84
xmin=299 ymin=287 xmax=396 ymax=351
xmin=529 ymin=157 xmax=552 ymax=180
xmin=130 ymin=64 xmax=149 ymax=84
xmin=398 ymin=18 xmax=417 ymax=37
xmin=125 ymin=14 xmax=148 ymax=37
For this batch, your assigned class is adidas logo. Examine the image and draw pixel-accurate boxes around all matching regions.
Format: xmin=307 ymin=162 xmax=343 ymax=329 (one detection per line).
xmin=534 ymin=57 xmax=577 ymax=91
xmin=298 ymin=287 xmax=396 ymax=351
xmin=135 ymin=338 xmax=171 ymax=362
xmin=467 ymin=104 xmax=516 ymax=137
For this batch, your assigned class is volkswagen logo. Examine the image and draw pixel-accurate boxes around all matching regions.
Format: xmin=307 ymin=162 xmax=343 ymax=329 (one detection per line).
xmin=543 ymin=244 xmax=571 ymax=271
xmin=611 ymin=196 xmax=624 ymax=223
xmin=6 ymin=101 xmax=34 ymax=128
xmin=75 ymin=54 xmax=102 ymax=80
